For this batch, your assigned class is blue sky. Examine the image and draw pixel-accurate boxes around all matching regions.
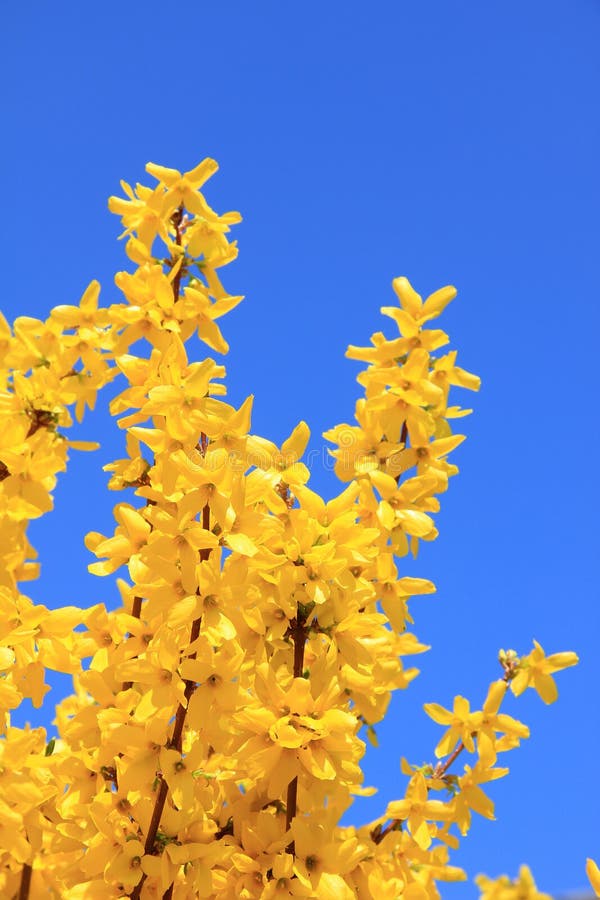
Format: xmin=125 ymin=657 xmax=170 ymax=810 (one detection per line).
xmin=2 ymin=2 xmax=599 ymax=896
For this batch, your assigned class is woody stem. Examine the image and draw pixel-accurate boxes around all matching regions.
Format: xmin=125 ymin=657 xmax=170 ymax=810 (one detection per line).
xmin=18 ymin=862 xmax=32 ymax=900
xmin=285 ymin=612 xmax=309 ymax=854
xmin=129 ymin=560 xmax=208 ymax=897
xmin=170 ymin=205 xmax=184 ymax=301
xmin=130 ymin=440 xmax=211 ymax=899
xmin=436 ymin=740 xmax=466 ymax=777
xmin=122 ymin=206 xmax=184 ymax=690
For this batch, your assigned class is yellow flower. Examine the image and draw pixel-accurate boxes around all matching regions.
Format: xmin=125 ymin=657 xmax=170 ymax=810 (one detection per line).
xmin=234 ymin=665 xmax=362 ymax=797
xmin=475 ymin=864 xmax=551 ymax=900
xmin=430 ymin=349 xmax=481 ymax=405
xmin=385 ymin=772 xmax=453 ymax=850
xmin=245 ymin=421 xmax=312 ymax=512
xmin=103 ymin=837 xmax=146 ymax=889
xmin=180 ymin=281 xmax=243 ymax=353
xmin=146 ymin=159 xmax=239 ymax=224
xmin=115 ymin=626 xmax=187 ymax=717
xmin=108 ymin=179 xmax=168 ymax=249
xmin=452 ymin=762 xmax=508 ymax=835
xmin=260 ymin=851 xmax=312 ymax=897
xmin=85 ymin=502 xmax=151 ymax=576
xmin=143 ymin=504 xmax=219 ymax=589
xmin=51 ymin=280 xmax=108 ymax=329
xmin=346 ymin=277 xmax=452 ymax=369
xmin=364 ymin=470 xmax=438 ymax=556
xmin=140 ymin=355 xmax=227 ymax=441
xmin=423 ymin=694 xmax=480 ymax=757
xmin=389 ymin=277 xmax=457 ymax=326
xmin=290 ymin=817 xmax=361 ymax=898
xmin=370 ymin=375 xmax=443 ymax=444
xmin=180 ymin=637 xmax=242 ymax=725
xmin=159 ymin=747 xmax=203 ymax=812
xmin=511 ymin=640 xmax=578 ymax=704
xmin=475 ymin=681 xmax=529 ymax=768
xmin=393 ymin=423 xmax=465 ymax=478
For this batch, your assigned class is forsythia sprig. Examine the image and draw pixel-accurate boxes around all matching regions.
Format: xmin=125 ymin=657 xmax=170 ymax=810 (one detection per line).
xmin=0 ymin=159 xmax=580 ymax=898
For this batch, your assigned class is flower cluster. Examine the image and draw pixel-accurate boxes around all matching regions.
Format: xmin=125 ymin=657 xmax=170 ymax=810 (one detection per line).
xmin=0 ymin=160 xmax=579 ymax=898
xmin=475 ymin=865 xmax=551 ymax=900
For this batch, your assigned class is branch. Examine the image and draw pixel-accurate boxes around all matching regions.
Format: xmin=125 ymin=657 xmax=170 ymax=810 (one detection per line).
xmin=371 ymin=664 xmax=515 ymax=845
xmin=121 ymin=203 xmax=185 ymax=694
xmin=121 ymin=594 xmax=144 ymax=692
xmin=284 ymin=610 xmax=310 ymax=855
xmin=170 ymin=205 xmax=184 ymax=303
xmin=395 ymin=421 xmax=408 ymax=485
xmin=18 ymin=862 xmax=32 ymax=900
xmin=129 ymin=484 xmax=211 ymax=898
xmin=371 ymin=740 xmax=468 ymax=846
xmin=434 ymin=741 xmax=466 ymax=778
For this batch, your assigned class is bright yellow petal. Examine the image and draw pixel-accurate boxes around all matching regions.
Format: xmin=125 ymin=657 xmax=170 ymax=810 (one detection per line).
xmin=316 ymin=873 xmax=355 ymax=900
xmin=423 ymin=702 xmax=452 ymax=726
xmin=67 ymin=440 xmax=100 ymax=451
xmin=281 ymin=421 xmax=310 ymax=461
xmin=225 ymin=532 xmax=258 ymax=557
xmin=483 ymin=680 xmax=507 ymax=715
xmin=184 ymin=157 xmax=219 ymax=186
xmin=586 ymin=858 xmax=600 ymax=897
xmin=392 ymin=276 xmax=422 ymax=317
xmin=534 ymin=672 xmax=558 ymax=705
xmin=146 ymin=162 xmax=180 ymax=185
xmin=421 ymin=285 xmax=456 ymax=319
xmin=545 ymin=650 xmax=579 ymax=672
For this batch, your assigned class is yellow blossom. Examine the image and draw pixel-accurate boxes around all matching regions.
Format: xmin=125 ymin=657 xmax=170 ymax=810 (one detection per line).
xmin=511 ymin=640 xmax=579 ymax=704
xmin=385 ymin=772 xmax=453 ymax=850
xmin=475 ymin=864 xmax=551 ymax=900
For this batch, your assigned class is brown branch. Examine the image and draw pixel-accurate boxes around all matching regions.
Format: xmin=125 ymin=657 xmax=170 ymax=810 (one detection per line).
xmin=285 ymin=775 xmax=299 ymax=852
xmin=400 ymin=421 xmax=408 ymax=447
xmin=122 ymin=211 xmax=185 ymax=682
xmin=395 ymin=421 xmax=409 ymax=485
xmin=26 ymin=408 xmax=56 ymax=438
xmin=170 ymin=631 xmax=202 ymax=752
xmin=130 ymin=595 xmax=143 ymax=619
xmin=131 ymin=873 xmax=148 ymax=898
xmin=285 ymin=611 xmax=310 ymax=854
xmin=371 ymin=674 xmax=515 ymax=846
xmin=145 ymin=779 xmax=169 ymax=856
xmin=129 ymin=468 xmax=211 ymax=898
xmin=18 ymin=863 xmax=32 ymax=900
xmin=434 ymin=741 xmax=466 ymax=778
xmin=372 ymin=738 xmax=469 ymax=845
xmin=121 ymin=594 xmax=144 ymax=692
xmin=170 ymin=206 xmax=185 ymax=303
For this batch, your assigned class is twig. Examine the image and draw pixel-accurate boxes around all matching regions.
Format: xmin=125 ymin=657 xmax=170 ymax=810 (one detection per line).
xmin=129 ymin=491 xmax=211 ymax=898
xmin=284 ymin=611 xmax=310 ymax=855
xmin=18 ymin=862 xmax=32 ymax=900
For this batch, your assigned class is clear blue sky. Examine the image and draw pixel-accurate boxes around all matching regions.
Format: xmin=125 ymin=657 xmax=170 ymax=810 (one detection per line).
xmin=2 ymin=2 xmax=599 ymax=896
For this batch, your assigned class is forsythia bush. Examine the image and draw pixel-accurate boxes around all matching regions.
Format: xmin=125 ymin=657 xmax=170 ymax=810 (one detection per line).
xmin=0 ymin=160 xmax=590 ymax=899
